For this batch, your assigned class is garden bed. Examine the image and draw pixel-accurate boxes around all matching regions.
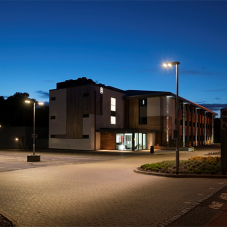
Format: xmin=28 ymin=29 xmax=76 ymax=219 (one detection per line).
xmin=140 ymin=155 xmax=225 ymax=175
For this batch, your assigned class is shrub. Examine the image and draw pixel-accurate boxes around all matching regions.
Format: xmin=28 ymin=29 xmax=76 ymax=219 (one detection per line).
xmin=140 ymin=155 xmax=222 ymax=174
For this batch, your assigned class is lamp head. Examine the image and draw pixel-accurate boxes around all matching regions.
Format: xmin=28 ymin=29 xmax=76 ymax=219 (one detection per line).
xmin=162 ymin=61 xmax=180 ymax=67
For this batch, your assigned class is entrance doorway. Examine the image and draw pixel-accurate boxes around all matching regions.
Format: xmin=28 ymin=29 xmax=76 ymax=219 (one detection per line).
xmin=134 ymin=133 xmax=147 ymax=150
xmin=116 ymin=133 xmax=133 ymax=150
xmin=116 ymin=133 xmax=147 ymax=151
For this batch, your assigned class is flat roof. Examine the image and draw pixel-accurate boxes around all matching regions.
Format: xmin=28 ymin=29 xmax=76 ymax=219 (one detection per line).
xmin=51 ymin=78 xmax=217 ymax=115
xmin=124 ymin=90 xmax=217 ymax=115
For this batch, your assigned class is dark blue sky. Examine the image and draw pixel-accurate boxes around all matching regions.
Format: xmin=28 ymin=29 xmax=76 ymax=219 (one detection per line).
xmin=0 ymin=1 xmax=227 ymax=116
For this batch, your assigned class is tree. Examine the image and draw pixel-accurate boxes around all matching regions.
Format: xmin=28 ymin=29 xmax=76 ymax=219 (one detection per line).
xmin=0 ymin=92 xmax=48 ymax=128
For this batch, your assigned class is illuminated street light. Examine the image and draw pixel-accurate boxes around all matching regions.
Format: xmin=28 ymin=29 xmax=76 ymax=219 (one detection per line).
xmin=25 ymin=99 xmax=44 ymax=161
xmin=162 ymin=61 xmax=180 ymax=174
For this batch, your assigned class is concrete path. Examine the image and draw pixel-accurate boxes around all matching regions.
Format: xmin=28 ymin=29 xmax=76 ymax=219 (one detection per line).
xmin=0 ymin=147 xmax=226 ymax=226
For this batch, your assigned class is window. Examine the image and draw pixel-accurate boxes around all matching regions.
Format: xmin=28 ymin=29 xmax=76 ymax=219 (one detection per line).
xmin=180 ymin=120 xmax=183 ymax=126
xmin=180 ymin=103 xmax=183 ymax=110
xmin=50 ymin=116 xmax=56 ymax=120
xmin=111 ymin=116 xmax=116 ymax=124
xmin=139 ymin=98 xmax=147 ymax=125
xmin=139 ymin=99 xmax=147 ymax=106
xmin=83 ymin=135 xmax=89 ymax=139
xmin=50 ymin=97 xmax=56 ymax=101
xmin=111 ymin=98 xmax=116 ymax=111
xmin=51 ymin=134 xmax=66 ymax=139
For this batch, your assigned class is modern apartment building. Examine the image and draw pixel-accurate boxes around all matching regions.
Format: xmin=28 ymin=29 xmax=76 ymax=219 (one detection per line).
xmin=49 ymin=77 xmax=217 ymax=151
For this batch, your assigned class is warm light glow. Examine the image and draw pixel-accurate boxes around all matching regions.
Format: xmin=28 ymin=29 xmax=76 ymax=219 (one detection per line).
xmin=111 ymin=97 xmax=116 ymax=111
xmin=15 ymin=138 xmax=19 ymax=141
xmin=38 ymin=102 xmax=44 ymax=106
xmin=111 ymin=116 xmax=116 ymax=124
xmin=163 ymin=61 xmax=180 ymax=67
xmin=163 ymin=63 xmax=168 ymax=67
xmin=25 ymin=100 xmax=31 ymax=103
xmin=163 ymin=62 xmax=173 ymax=68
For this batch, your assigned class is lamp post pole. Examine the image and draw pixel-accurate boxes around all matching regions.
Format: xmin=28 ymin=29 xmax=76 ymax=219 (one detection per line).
xmin=25 ymin=100 xmax=44 ymax=162
xmin=163 ymin=61 xmax=180 ymax=174
xmin=33 ymin=102 xmax=36 ymax=155
xmin=176 ymin=63 xmax=179 ymax=174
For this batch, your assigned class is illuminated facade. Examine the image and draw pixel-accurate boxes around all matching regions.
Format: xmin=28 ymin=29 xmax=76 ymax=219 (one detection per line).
xmin=49 ymin=77 xmax=217 ymax=151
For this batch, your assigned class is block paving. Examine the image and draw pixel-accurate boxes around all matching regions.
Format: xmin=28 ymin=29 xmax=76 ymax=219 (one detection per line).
xmin=0 ymin=148 xmax=226 ymax=226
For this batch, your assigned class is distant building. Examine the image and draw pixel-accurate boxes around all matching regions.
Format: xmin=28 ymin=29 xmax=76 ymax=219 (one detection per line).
xmin=0 ymin=127 xmax=48 ymax=149
xmin=49 ymin=77 xmax=217 ymax=151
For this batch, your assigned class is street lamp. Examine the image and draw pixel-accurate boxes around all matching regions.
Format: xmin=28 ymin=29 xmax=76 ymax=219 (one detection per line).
xmin=25 ymin=99 xmax=44 ymax=161
xmin=163 ymin=61 xmax=180 ymax=174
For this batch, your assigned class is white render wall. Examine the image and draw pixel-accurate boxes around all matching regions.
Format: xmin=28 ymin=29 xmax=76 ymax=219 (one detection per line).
xmin=147 ymin=133 xmax=155 ymax=147
xmin=49 ymin=89 xmax=67 ymax=135
xmin=168 ymin=97 xmax=176 ymax=137
xmin=49 ymin=113 xmax=96 ymax=150
xmin=147 ymin=97 xmax=160 ymax=117
xmin=49 ymin=138 xmax=93 ymax=150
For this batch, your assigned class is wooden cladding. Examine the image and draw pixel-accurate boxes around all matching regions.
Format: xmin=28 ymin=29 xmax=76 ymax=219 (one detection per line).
xmin=125 ymin=99 xmax=139 ymax=128
xmin=100 ymin=132 xmax=116 ymax=150
xmin=66 ymin=87 xmax=84 ymax=139
xmin=66 ymin=84 xmax=101 ymax=139
xmin=125 ymin=99 xmax=164 ymax=131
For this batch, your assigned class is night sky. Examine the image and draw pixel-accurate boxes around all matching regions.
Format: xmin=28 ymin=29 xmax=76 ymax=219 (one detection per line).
xmin=0 ymin=1 xmax=227 ymax=117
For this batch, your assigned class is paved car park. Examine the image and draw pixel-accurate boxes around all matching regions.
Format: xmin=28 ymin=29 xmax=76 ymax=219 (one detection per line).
xmin=0 ymin=146 xmax=226 ymax=226
xmin=0 ymin=149 xmax=148 ymax=172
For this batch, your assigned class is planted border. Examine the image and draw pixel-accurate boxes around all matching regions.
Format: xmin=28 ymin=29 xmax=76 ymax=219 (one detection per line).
xmin=140 ymin=156 xmax=225 ymax=175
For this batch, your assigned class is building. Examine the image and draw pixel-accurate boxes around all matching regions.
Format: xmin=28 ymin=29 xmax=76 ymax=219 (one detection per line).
xmin=49 ymin=77 xmax=217 ymax=151
xmin=0 ymin=126 xmax=48 ymax=149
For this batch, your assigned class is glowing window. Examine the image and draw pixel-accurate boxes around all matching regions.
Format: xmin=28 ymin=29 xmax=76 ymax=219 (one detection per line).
xmin=111 ymin=116 xmax=116 ymax=125
xmin=111 ymin=98 xmax=116 ymax=111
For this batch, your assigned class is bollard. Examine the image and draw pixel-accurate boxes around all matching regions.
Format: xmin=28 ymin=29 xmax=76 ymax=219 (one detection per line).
xmin=150 ymin=146 xmax=154 ymax=153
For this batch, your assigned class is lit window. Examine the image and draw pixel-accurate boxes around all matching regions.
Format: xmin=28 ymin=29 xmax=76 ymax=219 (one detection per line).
xmin=111 ymin=98 xmax=116 ymax=111
xmin=111 ymin=116 xmax=116 ymax=124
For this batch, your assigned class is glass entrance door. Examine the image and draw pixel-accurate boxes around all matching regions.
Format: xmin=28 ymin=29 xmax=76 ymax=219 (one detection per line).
xmin=134 ymin=133 xmax=147 ymax=150
xmin=116 ymin=133 xmax=133 ymax=150
xmin=116 ymin=133 xmax=147 ymax=151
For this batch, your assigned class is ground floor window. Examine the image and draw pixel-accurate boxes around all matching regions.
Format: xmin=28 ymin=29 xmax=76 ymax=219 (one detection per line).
xmin=116 ymin=133 xmax=147 ymax=151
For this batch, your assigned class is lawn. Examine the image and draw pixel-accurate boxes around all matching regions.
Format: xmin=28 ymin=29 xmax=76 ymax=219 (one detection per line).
xmin=140 ymin=156 xmax=224 ymax=175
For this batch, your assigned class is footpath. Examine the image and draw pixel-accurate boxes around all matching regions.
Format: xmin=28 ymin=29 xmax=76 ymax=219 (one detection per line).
xmin=168 ymin=184 xmax=227 ymax=227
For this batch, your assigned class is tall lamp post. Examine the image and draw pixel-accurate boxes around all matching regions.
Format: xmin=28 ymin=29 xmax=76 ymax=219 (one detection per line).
xmin=25 ymin=100 xmax=44 ymax=162
xmin=163 ymin=61 xmax=180 ymax=174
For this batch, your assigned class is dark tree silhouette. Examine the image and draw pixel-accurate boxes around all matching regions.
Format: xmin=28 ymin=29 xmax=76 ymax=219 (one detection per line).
xmin=0 ymin=92 xmax=48 ymax=128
